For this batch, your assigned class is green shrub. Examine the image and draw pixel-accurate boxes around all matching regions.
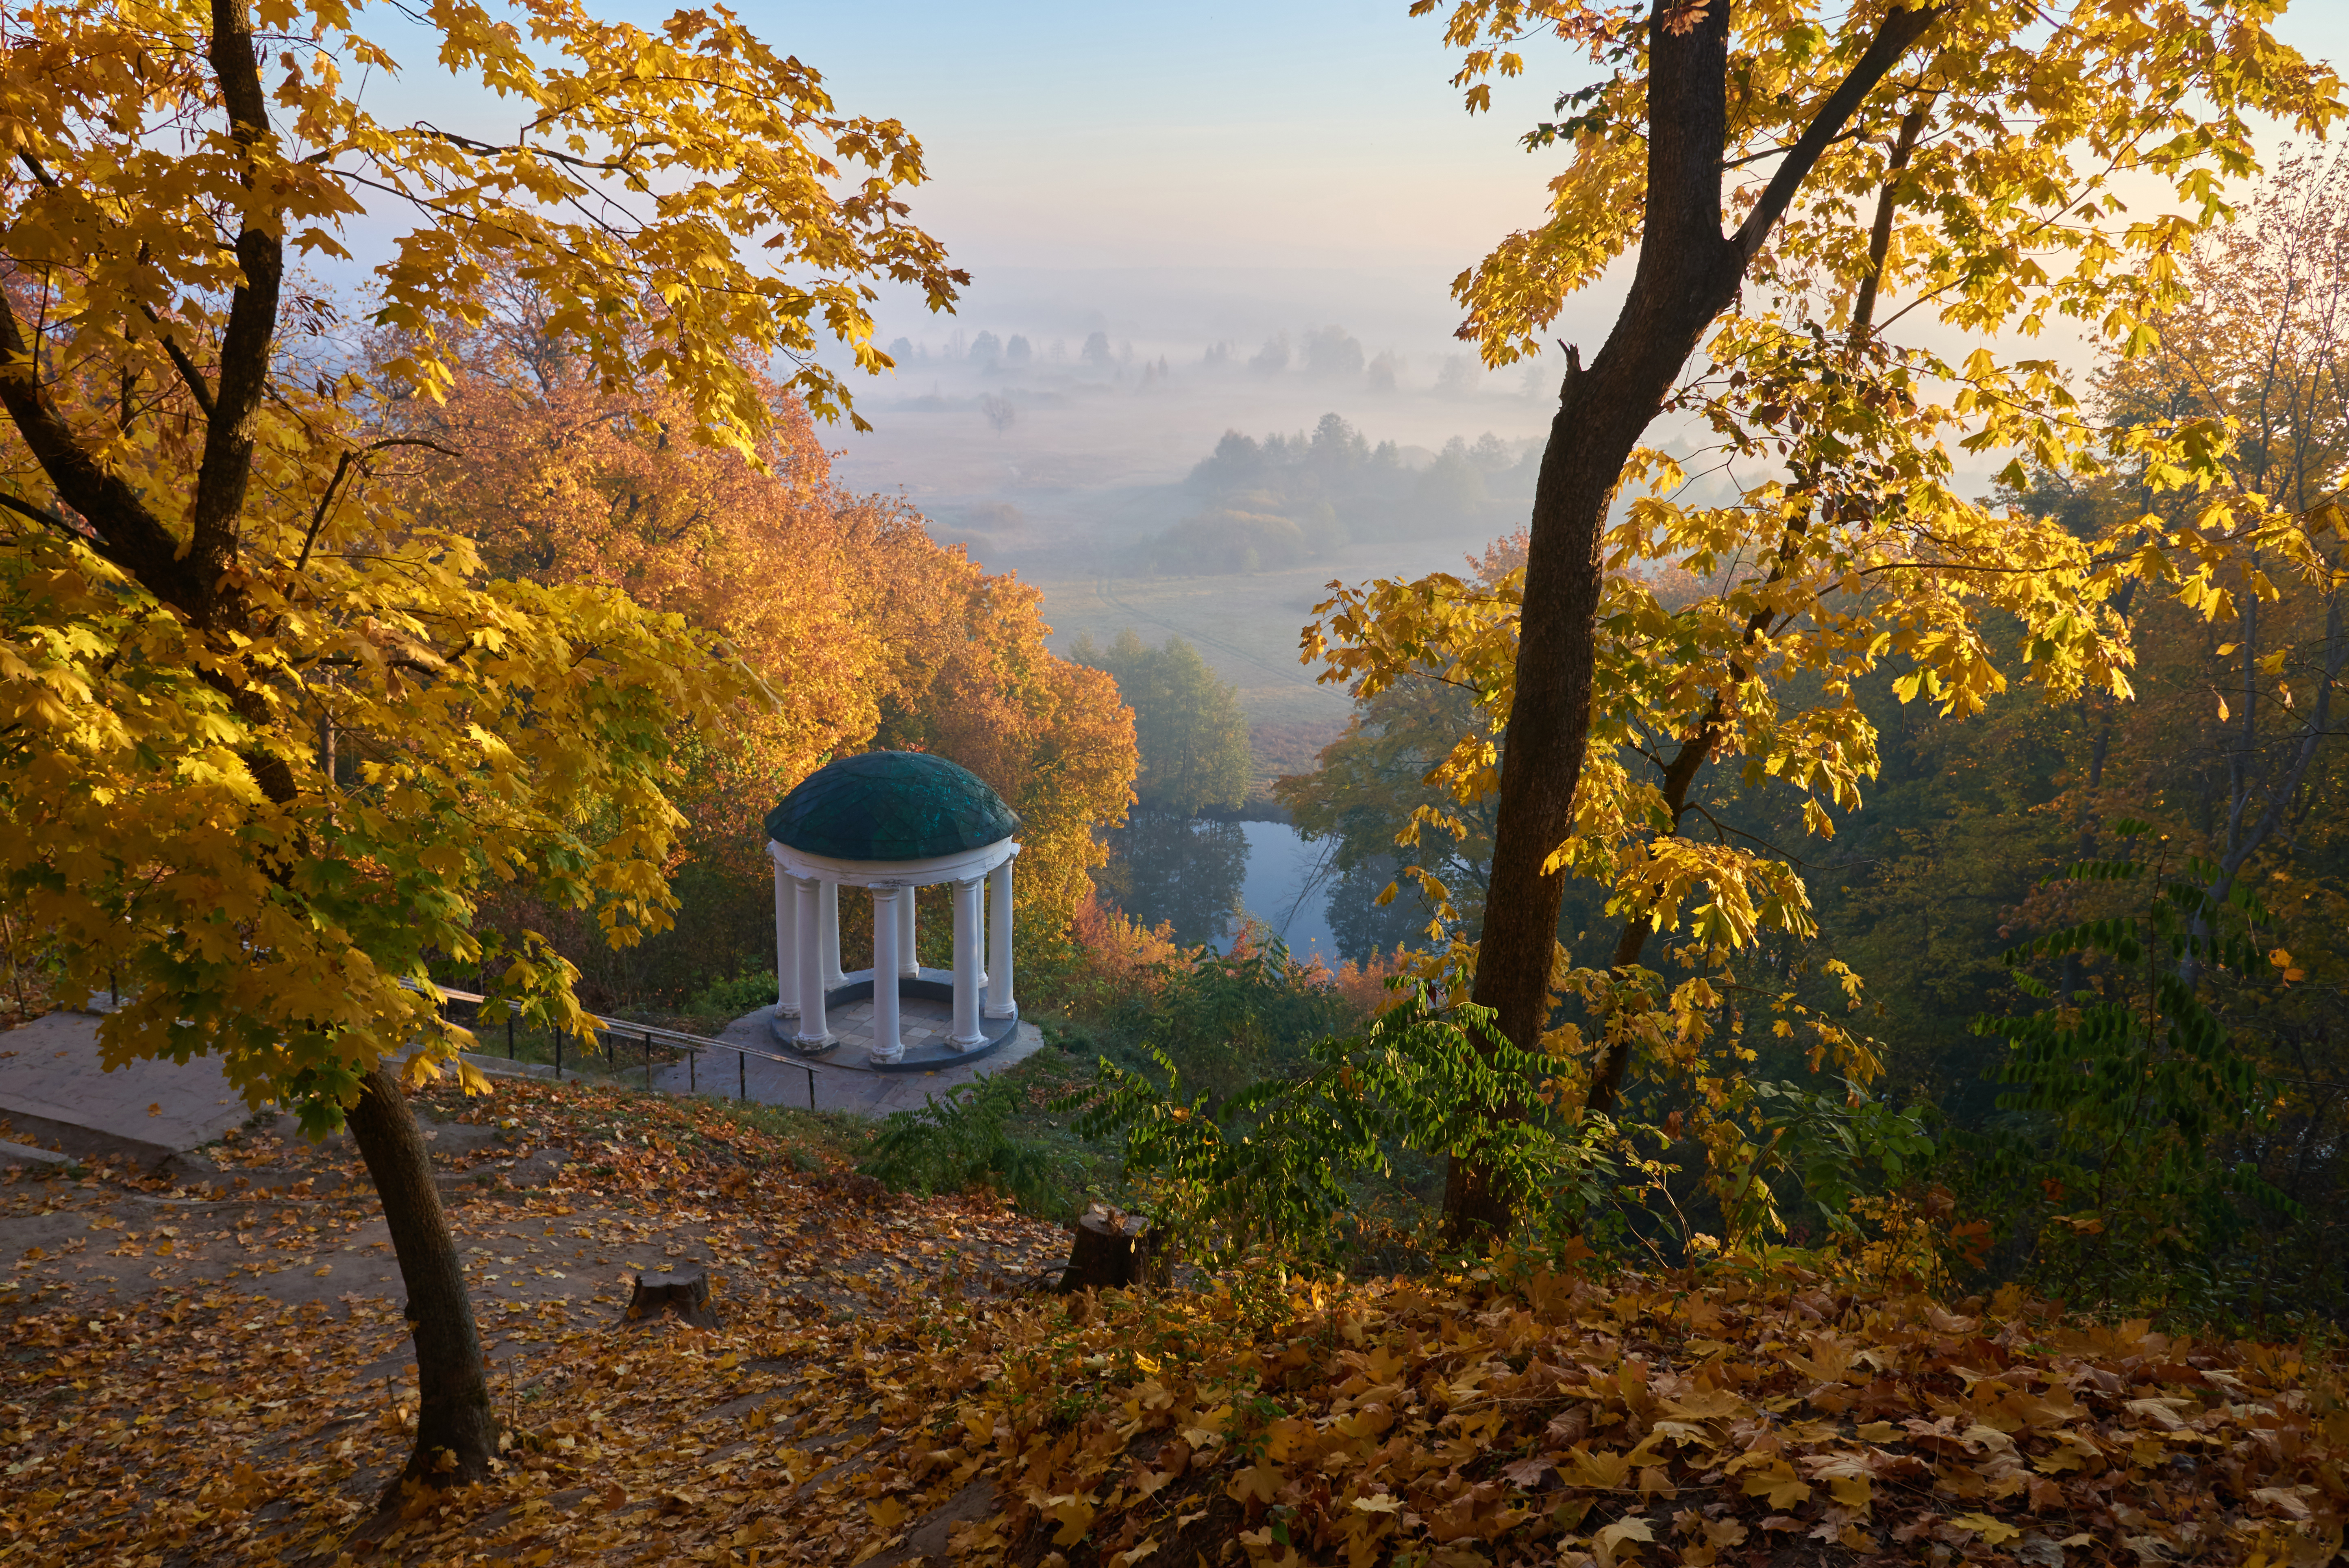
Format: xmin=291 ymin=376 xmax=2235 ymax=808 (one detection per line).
xmin=1960 ymin=821 xmax=2296 ymax=1319
xmin=859 ymin=1075 xmax=1081 ymax=1218
xmin=685 ymin=970 xmax=778 ymax=1023
xmin=1105 ymin=936 xmax=1353 ymax=1104
xmin=1071 ymin=982 xmax=1616 ymax=1269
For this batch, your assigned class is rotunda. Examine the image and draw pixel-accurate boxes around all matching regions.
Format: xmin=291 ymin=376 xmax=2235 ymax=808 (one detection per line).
xmin=762 ymin=752 xmax=1022 ymax=1069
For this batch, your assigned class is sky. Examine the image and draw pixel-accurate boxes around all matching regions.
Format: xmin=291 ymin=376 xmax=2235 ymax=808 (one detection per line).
xmin=642 ymin=0 xmax=2349 ymax=348
xmin=355 ymin=0 xmax=2349 ymax=365
xmin=358 ymin=0 xmax=1607 ymax=353
xmin=758 ymin=0 xmax=1567 ymax=274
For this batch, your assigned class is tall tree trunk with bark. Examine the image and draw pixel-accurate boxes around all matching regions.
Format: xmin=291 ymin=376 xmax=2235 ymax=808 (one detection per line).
xmin=347 ymin=1063 xmax=501 ymax=1487
xmin=0 ymin=0 xmax=500 ymax=1489
xmin=1448 ymin=0 xmax=1944 ymax=1242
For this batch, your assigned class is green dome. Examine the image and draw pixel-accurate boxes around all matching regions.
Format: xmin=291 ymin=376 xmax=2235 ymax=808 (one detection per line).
xmin=763 ymin=752 xmax=1019 ymax=862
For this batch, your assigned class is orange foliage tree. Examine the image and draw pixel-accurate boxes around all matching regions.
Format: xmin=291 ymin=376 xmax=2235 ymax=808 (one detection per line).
xmin=843 ymin=498 xmax=1138 ymax=941
xmin=368 ymin=289 xmax=1135 ymax=998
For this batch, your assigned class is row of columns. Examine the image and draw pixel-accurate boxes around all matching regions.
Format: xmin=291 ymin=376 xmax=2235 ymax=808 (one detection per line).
xmin=771 ymin=859 xmax=1016 ymax=1064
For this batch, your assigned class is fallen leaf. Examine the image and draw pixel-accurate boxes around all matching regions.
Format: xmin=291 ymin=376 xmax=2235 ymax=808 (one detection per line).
xmin=1595 ymin=1515 xmax=1654 ymax=1550
xmin=1953 ymin=1511 xmax=2022 ymax=1545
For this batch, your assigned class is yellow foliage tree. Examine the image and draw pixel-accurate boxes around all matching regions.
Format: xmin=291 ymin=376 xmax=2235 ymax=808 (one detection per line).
xmin=1322 ymin=0 xmax=2342 ymax=1240
xmin=0 ymin=0 xmax=957 ymax=1488
xmin=845 ymin=502 xmax=1139 ymax=939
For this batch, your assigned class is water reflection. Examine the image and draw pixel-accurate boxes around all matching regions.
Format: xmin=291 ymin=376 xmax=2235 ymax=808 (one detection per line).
xmin=1325 ymin=851 xmax=1431 ymax=961
xmin=1096 ymin=810 xmax=1248 ymax=948
xmin=1235 ymin=821 xmax=1339 ymax=964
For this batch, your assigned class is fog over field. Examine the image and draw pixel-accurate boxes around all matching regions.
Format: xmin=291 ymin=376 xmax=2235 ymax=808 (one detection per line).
xmin=814 ymin=265 xmax=1571 ymax=763
xmin=831 ymin=265 xmax=1557 ymax=575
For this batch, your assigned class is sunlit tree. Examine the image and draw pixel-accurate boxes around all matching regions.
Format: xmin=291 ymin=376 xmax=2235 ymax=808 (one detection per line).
xmin=0 ymin=0 xmax=959 ymax=1487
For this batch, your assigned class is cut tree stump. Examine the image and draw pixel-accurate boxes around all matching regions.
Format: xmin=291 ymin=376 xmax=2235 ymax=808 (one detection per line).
xmin=623 ymin=1270 xmax=722 ymax=1328
xmin=1059 ymin=1204 xmax=1170 ymax=1292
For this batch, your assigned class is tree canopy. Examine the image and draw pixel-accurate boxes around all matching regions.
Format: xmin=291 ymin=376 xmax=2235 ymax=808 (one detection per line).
xmin=1072 ymin=630 xmax=1253 ymax=816
xmin=1306 ymin=0 xmax=2345 ymax=1239
xmin=0 ymin=0 xmax=962 ymax=1486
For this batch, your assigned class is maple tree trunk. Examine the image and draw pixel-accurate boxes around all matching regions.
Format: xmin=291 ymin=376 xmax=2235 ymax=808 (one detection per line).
xmin=1448 ymin=2 xmax=1744 ymax=1242
xmin=345 ymin=1062 xmax=501 ymax=1489
xmin=1447 ymin=0 xmax=1943 ymax=1243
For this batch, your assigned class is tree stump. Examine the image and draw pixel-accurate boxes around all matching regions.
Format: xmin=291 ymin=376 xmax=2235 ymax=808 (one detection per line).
xmin=623 ymin=1270 xmax=722 ymax=1328
xmin=1059 ymin=1204 xmax=1170 ymax=1292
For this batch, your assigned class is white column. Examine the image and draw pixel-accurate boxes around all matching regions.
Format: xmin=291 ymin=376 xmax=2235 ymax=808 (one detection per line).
xmin=819 ymin=879 xmax=846 ymax=990
xmin=984 ymin=856 xmax=1017 ymax=1018
xmin=949 ymin=876 xmax=985 ymax=1048
xmin=870 ymin=885 xmax=904 ymax=1064
xmin=772 ymin=853 xmax=798 ymax=1019
xmin=898 ymin=884 xmax=920 ymax=976
xmin=794 ymin=875 xmax=829 ymax=1046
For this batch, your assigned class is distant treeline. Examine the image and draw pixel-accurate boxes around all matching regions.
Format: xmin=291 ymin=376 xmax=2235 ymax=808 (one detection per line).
xmin=1126 ymin=413 xmax=1541 ymax=576
xmin=884 ymin=322 xmax=1517 ymax=400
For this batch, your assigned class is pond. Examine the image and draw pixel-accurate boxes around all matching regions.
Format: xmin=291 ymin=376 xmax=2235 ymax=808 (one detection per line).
xmin=1095 ymin=811 xmax=1341 ymax=966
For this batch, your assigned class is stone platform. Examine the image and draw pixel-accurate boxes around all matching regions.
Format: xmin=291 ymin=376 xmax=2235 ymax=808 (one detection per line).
xmin=654 ymin=1002 xmax=1043 ymax=1119
xmin=0 ymin=1009 xmax=250 ymax=1163
xmin=827 ymin=992 xmax=960 ymax=1057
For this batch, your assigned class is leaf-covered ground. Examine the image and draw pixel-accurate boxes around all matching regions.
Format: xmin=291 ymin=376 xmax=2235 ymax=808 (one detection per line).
xmin=4 ymin=1072 xmax=2345 ymax=1567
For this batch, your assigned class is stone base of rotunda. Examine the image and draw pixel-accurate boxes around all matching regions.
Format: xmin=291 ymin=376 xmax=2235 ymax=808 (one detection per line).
xmin=768 ymin=967 xmax=1021 ymax=1072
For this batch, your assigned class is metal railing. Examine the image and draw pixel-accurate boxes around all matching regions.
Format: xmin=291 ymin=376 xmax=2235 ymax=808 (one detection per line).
xmin=413 ymin=981 xmax=831 ymax=1111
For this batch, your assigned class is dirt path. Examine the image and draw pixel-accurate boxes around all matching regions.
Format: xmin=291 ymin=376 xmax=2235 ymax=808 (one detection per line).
xmin=0 ymin=1048 xmax=1093 ymax=1564
xmin=4 ymin=1098 xmax=1066 ymax=1327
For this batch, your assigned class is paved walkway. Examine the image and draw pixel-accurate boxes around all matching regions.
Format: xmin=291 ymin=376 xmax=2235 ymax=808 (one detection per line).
xmin=0 ymin=994 xmax=1046 ymax=1170
xmin=650 ymin=1002 xmax=1044 ymax=1118
xmin=0 ymin=1009 xmax=250 ymax=1161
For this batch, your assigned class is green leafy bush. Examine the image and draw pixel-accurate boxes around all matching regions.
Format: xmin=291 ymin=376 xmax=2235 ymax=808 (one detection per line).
xmin=1962 ymin=822 xmax=2297 ymax=1318
xmin=1071 ymin=983 xmax=1615 ymax=1268
xmin=859 ymin=1075 xmax=1081 ymax=1218
xmin=1101 ymin=937 xmax=1354 ymax=1104
xmin=684 ymin=969 xmax=779 ymax=1024
xmin=1739 ymin=1077 xmax=1942 ymax=1242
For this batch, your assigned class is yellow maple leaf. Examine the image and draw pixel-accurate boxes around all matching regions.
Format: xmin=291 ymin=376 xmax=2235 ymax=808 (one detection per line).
xmin=1660 ymin=1388 xmax=1743 ymax=1420
xmin=1048 ymin=1495 xmax=1097 ymax=1546
xmin=1952 ymin=1512 xmax=2020 ymax=1545
xmin=1561 ymin=1446 xmax=1634 ymax=1489
xmin=1738 ymin=1461 xmax=1812 ymax=1509
xmin=1228 ymin=1463 xmax=1282 ymax=1505
xmin=1595 ymin=1515 xmax=1655 ymax=1551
